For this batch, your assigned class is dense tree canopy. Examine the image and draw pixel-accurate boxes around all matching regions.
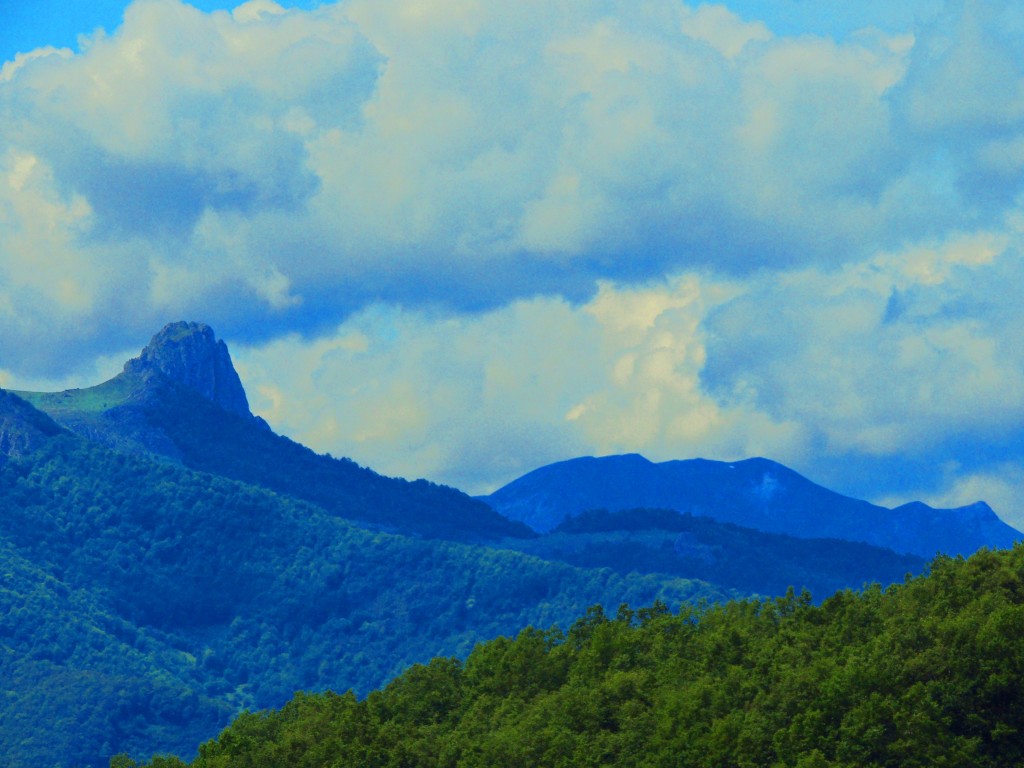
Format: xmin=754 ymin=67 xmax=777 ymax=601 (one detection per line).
xmin=508 ymin=507 xmax=925 ymax=599
xmin=0 ymin=434 xmax=724 ymax=766
xmin=145 ymin=544 xmax=1024 ymax=768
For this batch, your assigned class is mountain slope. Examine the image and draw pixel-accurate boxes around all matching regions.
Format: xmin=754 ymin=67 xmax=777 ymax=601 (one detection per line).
xmin=0 ymin=412 xmax=727 ymax=766
xmin=15 ymin=322 xmax=530 ymax=543
xmin=0 ymin=389 xmax=64 ymax=460
xmin=151 ymin=544 xmax=1024 ymax=768
xmin=0 ymin=539 xmax=232 ymax=768
xmin=481 ymin=454 xmax=1022 ymax=557
xmin=502 ymin=507 xmax=926 ymax=599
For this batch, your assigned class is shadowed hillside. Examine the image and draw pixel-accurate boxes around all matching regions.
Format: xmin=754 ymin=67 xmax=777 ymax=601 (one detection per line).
xmin=15 ymin=322 xmax=532 ymax=543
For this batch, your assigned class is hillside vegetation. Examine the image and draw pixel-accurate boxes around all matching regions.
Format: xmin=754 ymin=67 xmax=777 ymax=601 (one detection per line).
xmin=0 ymin=433 xmax=725 ymax=766
xmin=18 ymin=374 xmax=531 ymax=543
xmin=142 ymin=544 xmax=1024 ymax=768
xmin=504 ymin=507 xmax=925 ymax=599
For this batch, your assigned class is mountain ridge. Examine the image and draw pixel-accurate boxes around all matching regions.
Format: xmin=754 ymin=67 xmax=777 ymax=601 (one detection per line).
xmin=0 ymin=320 xmax=1014 ymax=765
xmin=12 ymin=323 xmax=1017 ymax=555
xmin=480 ymin=453 xmax=1021 ymax=557
xmin=12 ymin=321 xmax=530 ymax=542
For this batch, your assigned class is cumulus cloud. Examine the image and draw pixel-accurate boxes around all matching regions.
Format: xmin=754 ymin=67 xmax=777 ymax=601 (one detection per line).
xmin=700 ymin=225 xmax=1024 ymax=524
xmin=703 ymin=230 xmax=1024 ymax=453
xmin=233 ymin=225 xmax=1024 ymax=531
xmin=4 ymin=0 xmax=1024 ymax=529
xmin=234 ymin=277 xmax=807 ymax=495
xmin=0 ymin=0 xmax=1000 ymax=375
xmin=0 ymin=46 xmax=73 ymax=82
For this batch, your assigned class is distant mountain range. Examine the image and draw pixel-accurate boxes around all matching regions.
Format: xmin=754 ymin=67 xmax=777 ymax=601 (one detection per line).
xmin=480 ymin=453 xmax=1021 ymax=558
xmin=1 ymin=320 xmax=1019 ymax=766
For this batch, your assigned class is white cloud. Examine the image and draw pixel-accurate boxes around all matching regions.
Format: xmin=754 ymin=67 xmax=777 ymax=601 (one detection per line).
xmin=3 ymin=0 xmax=1024 ymax=525
xmin=680 ymin=4 xmax=772 ymax=59
xmin=0 ymin=46 xmax=72 ymax=82
xmin=1 ymin=0 xmax=996 ymax=377
xmin=232 ymin=0 xmax=287 ymax=23
xmin=234 ymin=276 xmax=809 ymax=494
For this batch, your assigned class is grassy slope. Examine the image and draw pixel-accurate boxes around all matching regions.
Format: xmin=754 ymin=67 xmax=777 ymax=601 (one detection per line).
xmin=14 ymin=376 xmax=138 ymax=415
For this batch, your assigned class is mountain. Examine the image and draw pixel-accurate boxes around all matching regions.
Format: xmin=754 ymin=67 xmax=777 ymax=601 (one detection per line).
xmin=143 ymin=544 xmax=1024 ymax=768
xmin=1 ymin=321 xmax=1011 ymax=765
xmin=125 ymin=321 xmax=252 ymax=418
xmin=0 ymin=407 xmax=725 ymax=767
xmin=501 ymin=507 xmax=926 ymax=599
xmin=14 ymin=321 xmax=530 ymax=543
xmin=0 ymin=388 xmax=64 ymax=460
xmin=480 ymin=454 xmax=1022 ymax=557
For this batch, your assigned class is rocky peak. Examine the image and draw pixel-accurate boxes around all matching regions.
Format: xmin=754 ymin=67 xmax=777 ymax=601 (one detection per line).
xmin=124 ymin=321 xmax=252 ymax=418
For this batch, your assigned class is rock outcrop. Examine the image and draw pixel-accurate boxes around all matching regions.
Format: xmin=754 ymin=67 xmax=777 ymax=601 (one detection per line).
xmin=0 ymin=389 xmax=64 ymax=460
xmin=124 ymin=321 xmax=252 ymax=418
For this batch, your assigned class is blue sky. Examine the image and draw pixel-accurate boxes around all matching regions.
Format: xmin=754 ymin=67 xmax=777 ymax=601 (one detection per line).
xmin=0 ymin=0 xmax=944 ymax=62
xmin=4 ymin=0 xmax=1024 ymax=531
xmin=1 ymin=0 xmax=324 ymax=61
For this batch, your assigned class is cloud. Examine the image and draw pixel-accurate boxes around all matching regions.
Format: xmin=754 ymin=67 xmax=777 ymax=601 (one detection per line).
xmin=700 ymin=224 xmax=1024 ymax=523
xmin=4 ymin=0 xmax=1024 ymax=529
xmin=0 ymin=0 xmax=995 ymax=375
xmin=704 ymin=229 xmax=1024 ymax=452
xmin=232 ymin=227 xmax=1024 ymax=532
xmin=680 ymin=4 xmax=772 ymax=59
xmin=0 ymin=46 xmax=73 ymax=82
xmin=892 ymin=0 xmax=1024 ymax=211
xmin=234 ymin=276 xmax=809 ymax=495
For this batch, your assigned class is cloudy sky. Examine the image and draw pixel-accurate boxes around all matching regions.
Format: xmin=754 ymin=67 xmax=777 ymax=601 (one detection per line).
xmin=3 ymin=0 xmax=1024 ymax=529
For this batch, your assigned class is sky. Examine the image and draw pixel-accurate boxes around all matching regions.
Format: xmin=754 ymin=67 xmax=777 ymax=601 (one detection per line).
xmin=3 ymin=0 xmax=1024 ymax=530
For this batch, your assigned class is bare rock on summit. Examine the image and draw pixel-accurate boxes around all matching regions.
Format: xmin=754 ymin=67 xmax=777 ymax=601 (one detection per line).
xmin=124 ymin=321 xmax=252 ymax=418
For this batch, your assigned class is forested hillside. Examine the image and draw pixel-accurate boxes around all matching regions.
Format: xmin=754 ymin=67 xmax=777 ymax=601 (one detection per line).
xmin=144 ymin=545 xmax=1024 ymax=768
xmin=504 ymin=508 xmax=925 ymax=598
xmin=17 ymin=366 xmax=530 ymax=543
xmin=1 ymin=323 xmax=1006 ymax=766
xmin=0 ymin=430 xmax=725 ymax=766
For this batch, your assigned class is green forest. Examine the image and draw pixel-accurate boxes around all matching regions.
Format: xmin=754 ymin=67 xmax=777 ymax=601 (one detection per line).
xmin=1 ymin=354 xmax=1017 ymax=767
xmin=0 ymin=432 xmax=723 ymax=765
xmin=127 ymin=544 xmax=1024 ymax=768
xmin=505 ymin=507 xmax=925 ymax=599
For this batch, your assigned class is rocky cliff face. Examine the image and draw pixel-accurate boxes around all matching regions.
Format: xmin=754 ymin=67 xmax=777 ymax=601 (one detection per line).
xmin=0 ymin=389 xmax=64 ymax=461
xmin=124 ymin=322 xmax=252 ymax=418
